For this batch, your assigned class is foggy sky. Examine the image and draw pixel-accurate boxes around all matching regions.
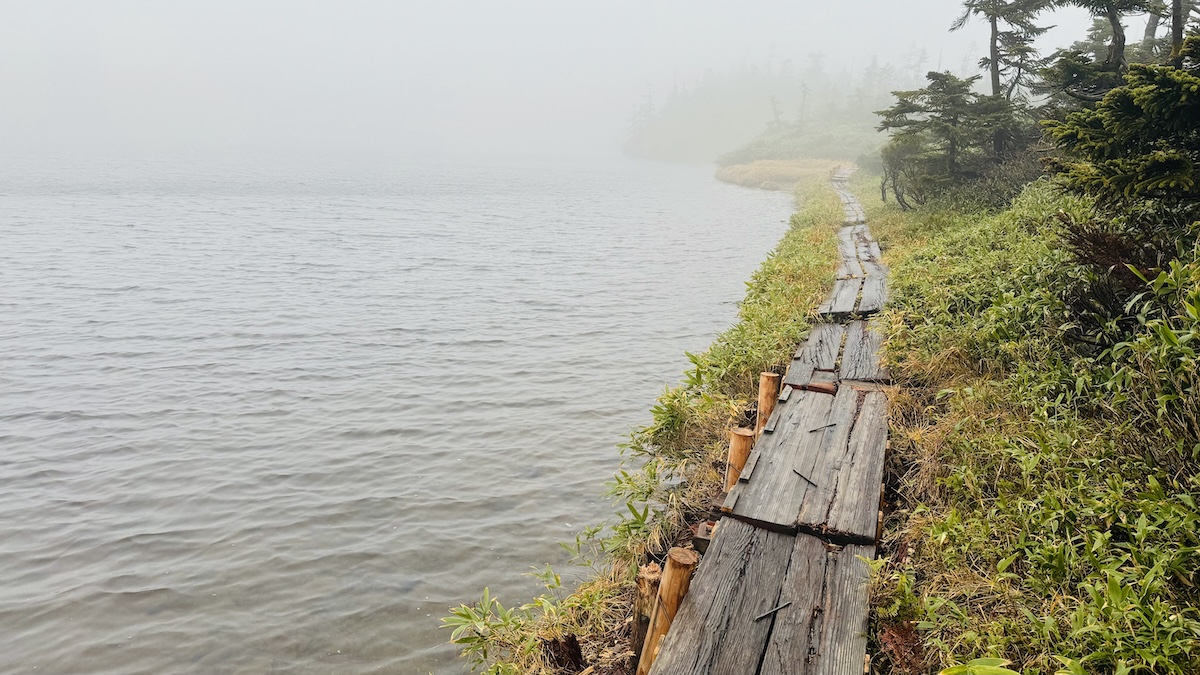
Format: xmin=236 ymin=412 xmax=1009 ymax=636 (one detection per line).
xmin=2 ymin=1 xmax=1094 ymax=160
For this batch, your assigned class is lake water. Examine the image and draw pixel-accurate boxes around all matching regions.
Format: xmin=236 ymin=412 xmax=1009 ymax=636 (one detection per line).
xmin=0 ymin=156 xmax=793 ymax=674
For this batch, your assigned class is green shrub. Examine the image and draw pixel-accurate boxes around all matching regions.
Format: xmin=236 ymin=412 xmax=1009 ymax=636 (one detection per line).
xmin=858 ymin=173 xmax=1200 ymax=675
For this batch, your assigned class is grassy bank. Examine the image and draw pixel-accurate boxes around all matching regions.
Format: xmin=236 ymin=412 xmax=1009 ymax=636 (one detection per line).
xmin=715 ymin=159 xmax=841 ymax=192
xmin=444 ymin=168 xmax=844 ymax=675
xmin=852 ymin=173 xmax=1200 ymax=675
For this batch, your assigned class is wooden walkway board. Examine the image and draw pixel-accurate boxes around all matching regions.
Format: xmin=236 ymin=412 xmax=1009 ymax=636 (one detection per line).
xmin=818 ymin=279 xmax=861 ymax=319
xmin=784 ymin=323 xmax=846 ymax=389
xmin=761 ymin=538 xmax=875 ymax=675
xmin=652 ymin=170 xmax=883 ymax=675
xmin=841 ymin=321 xmax=891 ymax=383
xmin=836 ymin=258 xmax=863 ymax=280
xmin=648 ymin=519 xmax=794 ymax=675
xmin=782 ymin=360 xmax=815 ymax=390
xmin=857 ymin=276 xmax=888 ymax=315
xmin=723 ymin=389 xmax=833 ymax=524
xmin=725 ymin=387 xmax=887 ymax=544
xmin=833 ymin=392 xmax=888 ymax=538
xmin=837 ymin=231 xmax=858 ymax=263
xmin=649 ymin=518 xmax=874 ymax=675
xmin=795 ymin=323 xmax=846 ymax=372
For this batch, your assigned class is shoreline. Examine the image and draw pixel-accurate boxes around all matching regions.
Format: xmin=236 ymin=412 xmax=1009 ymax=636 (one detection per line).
xmin=714 ymin=158 xmax=842 ymax=191
xmin=445 ymin=161 xmax=848 ymax=674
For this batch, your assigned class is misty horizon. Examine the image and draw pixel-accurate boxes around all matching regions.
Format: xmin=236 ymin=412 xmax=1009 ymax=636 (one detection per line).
xmin=3 ymin=1 xmax=1093 ymax=162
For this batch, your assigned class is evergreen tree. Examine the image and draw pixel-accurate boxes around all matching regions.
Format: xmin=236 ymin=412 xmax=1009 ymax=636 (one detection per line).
xmin=952 ymin=0 xmax=1052 ymax=98
xmin=1060 ymin=0 xmax=1156 ymax=71
xmin=1047 ymin=38 xmax=1200 ymax=213
xmin=876 ymin=72 xmax=1030 ymax=208
xmin=1045 ymin=36 xmax=1200 ymax=339
xmin=1041 ymin=1 xmax=1156 ymax=101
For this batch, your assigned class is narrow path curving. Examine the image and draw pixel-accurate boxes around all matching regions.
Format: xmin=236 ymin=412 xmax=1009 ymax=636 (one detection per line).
xmin=648 ymin=168 xmax=890 ymax=675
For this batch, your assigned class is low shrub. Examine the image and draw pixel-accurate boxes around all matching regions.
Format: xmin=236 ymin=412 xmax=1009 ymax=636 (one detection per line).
xmin=854 ymin=172 xmax=1200 ymax=675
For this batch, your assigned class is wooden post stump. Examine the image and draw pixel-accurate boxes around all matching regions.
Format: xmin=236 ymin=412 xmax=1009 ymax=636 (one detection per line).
xmin=756 ymin=372 xmax=782 ymax=437
xmin=724 ymin=428 xmax=756 ymax=493
xmin=636 ymin=547 xmax=700 ymax=675
xmin=630 ymin=562 xmax=662 ymax=667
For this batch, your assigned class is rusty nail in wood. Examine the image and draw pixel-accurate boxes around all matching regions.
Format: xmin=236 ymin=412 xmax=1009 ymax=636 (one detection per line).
xmin=792 ymin=469 xmax=818 ymax=487
xmin=754 ymin=601 xmax=792 ymax=622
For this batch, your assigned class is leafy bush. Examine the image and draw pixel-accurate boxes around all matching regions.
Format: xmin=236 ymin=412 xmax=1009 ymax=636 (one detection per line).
xmin=855 ymin=172 xmax=1200 ymax=675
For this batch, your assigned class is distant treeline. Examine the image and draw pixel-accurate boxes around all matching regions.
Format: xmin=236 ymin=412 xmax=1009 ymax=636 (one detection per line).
xmin=623 ymin=53 xmax=932 ymax=165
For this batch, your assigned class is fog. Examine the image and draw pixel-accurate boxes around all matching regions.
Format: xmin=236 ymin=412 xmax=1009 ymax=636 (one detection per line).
xmin=2 ymin=1 xmax=1092 ymax=161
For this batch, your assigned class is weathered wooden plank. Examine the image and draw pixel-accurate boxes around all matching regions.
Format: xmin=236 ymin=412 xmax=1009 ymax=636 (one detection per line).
xmin=798 ymin=323 xmax=846 ymax=371
xmin=818 ymin=279 xmax=861 ymax=319
xmin=811 ymin=544 xmax=874 ymax=675
xmin=792 ymin=386 xmax=866 ymax=541
xmin=740 ymin=449 xmax=762 ymax=481
xmin=837 ymin=232 xmax=857 ymax=262
xmin=823 ymin=392 xmax=888 ymax=540
xmin=841 ymin=321 xmax=890 ymax=383
xmin=861 ymin=260 xmax=889 ymax=278
xmin=730 ymin=386 xmax=885 ymax=544
xmin=867 ymin=241 xmax=882 ymax=260
xmin=759 ymin=541 xmax=875 ymax=675
xmin=756 ymin=534 xmax=828 ymax=675
xmin=857 ymin=276 xmax=887 ymax=315
xmin=648 ymin=519 xmax=795 ymax=675
xmin=856 ymin=243 xmax=875 ymax=263
xmin=782 ymin=361 xmax=815 ymax=390
xmin=836 ymin=258 xmax=863 ymax=280
xmin=804 ymin=370 xmax=837 ymax=395
xmin=726 ymin=391 xmax=834 ymax=532
xmin=763 ymin=403 xmax=785 ymax=434
xmin=723 ymin=392 xmax=805 ymax=512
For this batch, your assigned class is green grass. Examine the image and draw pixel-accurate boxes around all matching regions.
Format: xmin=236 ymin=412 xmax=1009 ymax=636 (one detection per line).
xmin=854 ymin=173 xmax=1200 ymax=675
xmin=443 ymin=170 xmax=844 ymax=675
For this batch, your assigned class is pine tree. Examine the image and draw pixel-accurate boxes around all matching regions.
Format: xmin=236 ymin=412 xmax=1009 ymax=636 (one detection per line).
xmin=876 ymin=72 xmax=1030 ymax=207
xmin=1047 ymin=37 xmax=1200 ymax=211
xmin=1045 ymin=36 xmax=1200 ymax=339
xmin=1059 ymin=0 xmax=1156 ymax=71
xmin=952 ymin=0 xmax=1052 ymax=98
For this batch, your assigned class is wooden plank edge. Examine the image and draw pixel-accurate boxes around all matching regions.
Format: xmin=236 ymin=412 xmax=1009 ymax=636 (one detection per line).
xmin=794 ymin=521 xmax=879 ymax=547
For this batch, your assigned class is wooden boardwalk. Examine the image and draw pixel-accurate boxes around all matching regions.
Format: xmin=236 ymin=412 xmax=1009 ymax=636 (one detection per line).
xmin=648 ymin=169 xmax=888 ymax=675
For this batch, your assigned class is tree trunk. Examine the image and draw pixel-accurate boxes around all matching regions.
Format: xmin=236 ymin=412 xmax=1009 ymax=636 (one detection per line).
xmin=1144 ymin=11 xmax=1162 ymax=51
xmin=1006 ymin=64 xmax=1023 ymax=100
xmin=1105 ymin=6 xmax=1129 ymax=71
xmin=948 ymin=122 xmax=960 ymax=178
xmin=1173 ymin=0 xmax=1185 ymax=66
xmin=989 ymin=14 xmax=1002 ymax=97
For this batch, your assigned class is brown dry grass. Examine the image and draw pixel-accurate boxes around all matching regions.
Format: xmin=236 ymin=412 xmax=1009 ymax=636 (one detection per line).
xmin=715 ymin=159 xmax=843 ymax=191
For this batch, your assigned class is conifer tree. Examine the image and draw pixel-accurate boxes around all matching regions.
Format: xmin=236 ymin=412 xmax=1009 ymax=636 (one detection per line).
xmin=953 ymin=0 xmax=1052 ymax=98
xmin=877 ymin=72 xmax=1029 ymax=207
xmin=1045 ymin=36 xmax=1200 ymax=337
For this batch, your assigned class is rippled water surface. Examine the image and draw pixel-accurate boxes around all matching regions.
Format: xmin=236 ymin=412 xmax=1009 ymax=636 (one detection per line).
xmin=0 ymin=156 xmax=792 ymax=674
